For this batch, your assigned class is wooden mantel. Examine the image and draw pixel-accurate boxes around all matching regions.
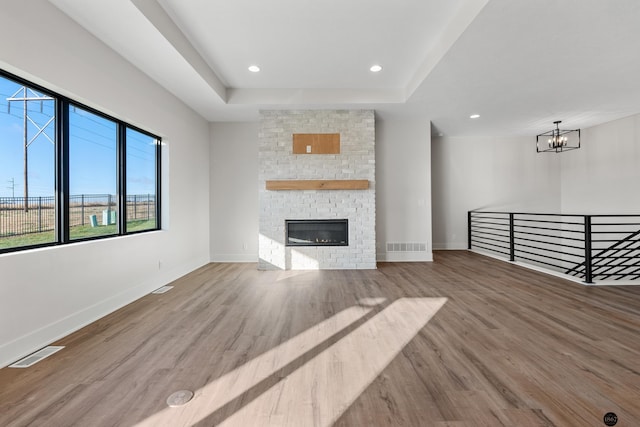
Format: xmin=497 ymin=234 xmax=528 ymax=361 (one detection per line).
xmin=265 ymin=179 xmax=369 ymax=191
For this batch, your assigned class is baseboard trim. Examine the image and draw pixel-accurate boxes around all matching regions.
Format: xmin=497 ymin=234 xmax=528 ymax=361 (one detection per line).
xmin=432 ymin=243 xmax=467 ymax=250
xmin=0 ymin=256 xmax=209 ymax=369
xmin=210 ymin=253 xmax=258 ymax=263
xmin=377 ymin=252 xmax=433 ymax=262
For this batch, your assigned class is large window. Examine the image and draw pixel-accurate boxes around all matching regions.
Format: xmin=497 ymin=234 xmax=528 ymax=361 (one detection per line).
xmin=69 ymin=106 xmax=118 ymax=240
xmin=0 ymin=76 xmax=57 ymax=250
xmin=125 ymin=128 xmax=158 ymax=233
xmin=0 ymin=70 xmax=161 ymax=253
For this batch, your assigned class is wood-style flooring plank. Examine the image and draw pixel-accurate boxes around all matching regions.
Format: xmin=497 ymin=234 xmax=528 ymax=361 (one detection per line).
xmin=1 ymin=251 xmax=640 ymax=426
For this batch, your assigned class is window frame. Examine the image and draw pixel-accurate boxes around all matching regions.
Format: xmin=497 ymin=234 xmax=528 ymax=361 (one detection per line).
xmin=0 ymin=68 xmax=161 ymax=254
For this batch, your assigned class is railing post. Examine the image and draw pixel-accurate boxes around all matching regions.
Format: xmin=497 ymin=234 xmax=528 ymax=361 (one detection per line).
xmin=147 ymin=194 xmax=150 ymax=221
xmin=509 ymin=213 xmax=515 ymax=261
xmin=81 ymin=194 xmax=85 ymax=226
xmin=467 ymin=211 xmax=472 ymax=249
xmin=584 ymin=215 xmax=593 ymax=284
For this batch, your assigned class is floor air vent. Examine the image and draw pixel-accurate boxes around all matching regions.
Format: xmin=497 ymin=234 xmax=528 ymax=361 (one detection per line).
xmin=152 ymin=285 xmax=174 ymax=294
xmin=387 ymin=243 xmax=427 ymax=252
xmin=9 ymin=346 xmax=64 ymax=368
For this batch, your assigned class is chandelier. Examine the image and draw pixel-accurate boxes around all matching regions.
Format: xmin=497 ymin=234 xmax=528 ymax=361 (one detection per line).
xmin=536 ymin=120 xmax=580 ymax=153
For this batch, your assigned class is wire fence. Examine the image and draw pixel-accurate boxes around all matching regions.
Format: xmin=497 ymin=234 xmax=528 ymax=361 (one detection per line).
xmin=0 ymin=194 xmax=156 ymax=237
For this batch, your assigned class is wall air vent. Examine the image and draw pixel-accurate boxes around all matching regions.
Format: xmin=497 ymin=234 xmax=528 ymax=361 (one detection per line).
xmin=151 ymin=285 xmax=174 ymax=294
xmin=386 ymin=243 xmax=427 ymax=252
xmin=9 ymin=346 xmax=65 ymax=368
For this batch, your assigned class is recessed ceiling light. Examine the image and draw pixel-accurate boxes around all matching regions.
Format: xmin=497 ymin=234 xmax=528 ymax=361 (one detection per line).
xmin=370 ymin=65 xmax=382 ymax=72
xmin=248 ymin=65 xmax=260 ymax=73
xmin=470 ymin=114 xmax=480 ymax=119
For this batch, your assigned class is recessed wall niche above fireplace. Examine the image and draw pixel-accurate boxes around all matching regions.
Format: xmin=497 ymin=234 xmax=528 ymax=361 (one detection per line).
xmin=286 ymin=219 xmax=348 ymax=246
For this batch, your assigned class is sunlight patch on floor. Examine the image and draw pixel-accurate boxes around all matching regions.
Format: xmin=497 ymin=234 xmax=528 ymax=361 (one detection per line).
xmin=135 ymin=301 xmax=381 ymax=426
xmin=135 ymin=297 xmax=446 ymax=427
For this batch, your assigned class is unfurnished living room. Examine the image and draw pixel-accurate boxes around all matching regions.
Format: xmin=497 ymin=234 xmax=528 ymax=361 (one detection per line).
xmin=1 ymin=1 xmax=640 ymax=426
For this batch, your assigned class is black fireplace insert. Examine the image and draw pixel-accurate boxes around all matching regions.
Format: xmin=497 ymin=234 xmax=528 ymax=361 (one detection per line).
xmin=285 ymin=219 xmax=348 ymax=246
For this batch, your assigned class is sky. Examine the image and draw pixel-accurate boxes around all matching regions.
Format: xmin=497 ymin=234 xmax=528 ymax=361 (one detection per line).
xmin=0 ymin=74 xmax=156 ymax=198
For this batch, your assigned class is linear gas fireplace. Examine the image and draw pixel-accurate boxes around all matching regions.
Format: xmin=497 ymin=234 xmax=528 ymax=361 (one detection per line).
xmin=286 ymin=219 xmax=348 ymax=246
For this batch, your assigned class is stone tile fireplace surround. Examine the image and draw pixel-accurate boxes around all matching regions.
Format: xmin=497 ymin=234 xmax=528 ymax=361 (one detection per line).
xmin=258 ymin=110 xmax=376 ymax=270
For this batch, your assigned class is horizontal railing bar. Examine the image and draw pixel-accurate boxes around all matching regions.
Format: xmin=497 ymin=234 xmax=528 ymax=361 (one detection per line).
xmin=592 ymin=240 xmax=640 ymax=244
xmin=514 ymin=224 xmax=584 ymax=233
xmin=471 ymin=238 xmax=510 ymax=251
xmin=589 ymin=214 xmax=640 ymax=218
xmin=592 ymin=252 xmax=639 ymax=265
xmin=513 ymin=230 xmax=585 ymax=242
xmin=471 ymin=211 xmax=585 ymax=218
xmin=470 ymin=222 xmax=509 ymax=228
xmin=473 ymin=211 xmax=640 ymax=219
xmin=472 ymin=222 xmax=509 ymax=229
xmin=514 ymin=253 xmax=574 ymax=272
xmin=593 ymin=253 xmax=640 ymax=260
xmin=470 ymin=216 xmax=510 ymax=222
xmin=471 ymin=227 xmax=509 ymax=236
xmin=471 ymin=239 xmax=509 ymax=250
xmin=472 ymin=235 xmax=510 ymax=245
xmin=471 ymin=220 xmax=509 ymax=227
xmin=470 ymin=211 xmax=512 ymax=216
xmin=592 ymin=237 xmax=640 ymax=242
xmin=472 ymin=235 xmax=510 ymax=244
xmin=471 ymin=217 xmax=509 ymax=222
xmin=515 ymin=246 xmax=581 ymax=261
xmin=514 ymin=236 xmax=585 ymax=250
xmin=471 ymin=243 xmax=511 ymax=257
xmin=514 ymin=242 xmax=583 ymax=258
xmin=514 ymin=218 xmax=585 ymax=226
xmin=591 ymin=222 xmax=640 ymax=227
xmin=472 ymin=228 xmax=509 ymax=236
xmin=591 ymin=230 xmax=640 ymax=234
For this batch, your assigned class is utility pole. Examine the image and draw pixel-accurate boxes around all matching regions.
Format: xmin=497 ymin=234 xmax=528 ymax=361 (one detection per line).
xmin=6 ymin=87 xmax=54 ymax=212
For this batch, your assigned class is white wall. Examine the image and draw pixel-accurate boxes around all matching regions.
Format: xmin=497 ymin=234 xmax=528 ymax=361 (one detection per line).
xmin=210 ymin=122 xmax=259 ymax=262
xmin=376 ymin=117 xmax=433 ymax=261
xmin=209 ymin=115 xmax=435 ymax=264
xmin=561 ymin=113 xmax=640 ymax=214
xmin=432 ymin=113 xmax=640 ymax=250
xmin=431 ymin=135 xmax=560 ymax=249
xmin=0 ymin=1 xmax=210 ymax=367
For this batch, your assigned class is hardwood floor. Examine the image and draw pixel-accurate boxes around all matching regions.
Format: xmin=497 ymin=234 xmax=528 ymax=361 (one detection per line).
xmin=1 ymin=251 xmax=640 ymax=426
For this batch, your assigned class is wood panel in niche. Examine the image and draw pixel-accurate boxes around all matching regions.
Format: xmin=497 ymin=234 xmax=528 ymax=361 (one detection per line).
xmin=292 ymin=133 xmax=340 ymax=154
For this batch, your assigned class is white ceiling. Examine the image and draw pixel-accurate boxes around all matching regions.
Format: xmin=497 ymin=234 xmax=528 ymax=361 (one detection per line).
xmin=48 ymin=0 xmax=640 ymax=137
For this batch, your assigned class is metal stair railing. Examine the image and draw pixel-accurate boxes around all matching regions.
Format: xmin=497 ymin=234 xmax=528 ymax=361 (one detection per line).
xmin=468 ymin=211 xmax=640 ymax=284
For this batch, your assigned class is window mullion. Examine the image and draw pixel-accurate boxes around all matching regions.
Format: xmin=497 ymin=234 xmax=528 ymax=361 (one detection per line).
xmin=155 ymin=138 xmax=161 ymax=230
xmin=58 ymin=99 xmax=70 ymax=243
xmin=118 ymin=123 xmax=126 ymax=234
